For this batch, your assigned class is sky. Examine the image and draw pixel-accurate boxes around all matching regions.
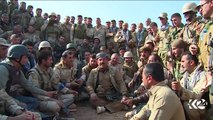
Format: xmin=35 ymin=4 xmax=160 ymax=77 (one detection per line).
xmin=23 ymin=1 xmax=200 ymax=27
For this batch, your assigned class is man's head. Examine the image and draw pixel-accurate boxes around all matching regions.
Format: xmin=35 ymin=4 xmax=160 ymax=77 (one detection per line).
xmin=84 ymin=50 xmax=91 ymax=62
xmin=71 ymin=16 xmax=75 ymax=24
xmin=111 ymin=20 xmax=116 ymax=27
xmin=22 ymin=40 xmax=34 ymax=53
xmin=181 ymin=52 xmax=199 ymax=73
xmin=110 ymin=53 xmax=120 ymax=66
xmin=171 ymin=39 xmax=188 ymax=59
xmin=118 ymin=20 xmax=124 ymax=28
xmin=1 ymin=13 xmax=9 ymax=23
xmin=122 ymin=22 xmax=128 ymax=30
xmin=139 ymin=46 xmax=152 ymax=62
xmin=182 ymin=2 xmax=198 ymax=22
xmin=198 ymin=0 xmax=213 ymax=19
xmin=89 ymin=54 xmax=97 ymax=68
xmin=96 ymin=18 xmax=101 ymax=25
xmin=7 ymin=44 xmax=29 ymax=67
xmin=61 ymin=50 xmax=74 ymax=68
xmin=150 ymin=22 xmax=158 ymax=33
xmin=19 ymin=2 xmax=26 ymax=10
xmin=171 ymin=13 xmax=182 ymax=27
xmin=10 ymin=34 xmax=22 ymax=45
xmin=0 ymin=38 xmax=10 ymax=59
xmin=142 ymin=63 xmax=165 ymax=89
xmin=38 ymin=41 xmax=52 ymax=52
xmin=146 ymin=18 xmax=151 ymax=27
xmin=137 ymin=23 xmax=144 ymax=31
xmin=56 ymin=14 xmax=61 ymax=22
xmin=77 ymin=15 xmax=83 ymax=24
xmin=37 ymin=51 xmax=53 ymax=68
xmin=147 ymin=53 xmax=163 ymax=65
xmin=131 ymin=23 xmax=137 ymax=32
xmin=158 ymin=12 xmax=168 ymax=25
xmin=105 ymin=21 xmax=110 ymax=29
xmin=87 ymin=17 xmax=92 ymax=25
xmin=96 ymin=52 xmax=109 ymax=70
xmin=65 ymin=16 xmax=70 ymax=23
xmin=124 ymin=51 xmax=133 ymax=64
xmin=36 ymin=8 xmax=42 ymax=17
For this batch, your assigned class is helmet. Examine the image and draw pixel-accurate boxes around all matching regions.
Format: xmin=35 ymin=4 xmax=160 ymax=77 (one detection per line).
xmin=49 ymin=12 xmax=56 ymax=18
xmin=182 ymin=2 xmax=197 ymax=14
xmin=7 ymin=45 xmax=28 ymax=59
xmin=158 ymin=12 xmax=168 ymax=19
xmin=38 ymin=41 xmax=51 ymax=50
xmin=66 ymin=43 xmax=76 ymax=50
xmin=124 ymin=51 xmax=133 ymax=58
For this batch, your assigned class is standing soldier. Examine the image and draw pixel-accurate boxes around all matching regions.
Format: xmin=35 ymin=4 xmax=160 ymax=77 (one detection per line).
xmin=170 ymin=13 xmax=184 ymax=42
xmin=157 ymin=12 xmax=172 ymax=62
xmin=70 ymin=15 xmax=86 ymax=45
xmin=85 ymin=17 xmax=94 ymax=43
xmin=41 ymin=12 xmax=62 ymax=47
xmin=197 ymin=0 xmax=213 ymax=70
xmin=61 ymin=16 xmax=72 ymax=44
xmin=86 ymin=52 xmax=128 ymax=114
xmin=29 ymin=8 xmax=44 ymax=32
xmin=11 ymin=2 xmax=31 ymax=33
xmin=94 ymin=17 xmax=107 ymax=46
xmin=180 ymin=2 xmax=204 ymax=44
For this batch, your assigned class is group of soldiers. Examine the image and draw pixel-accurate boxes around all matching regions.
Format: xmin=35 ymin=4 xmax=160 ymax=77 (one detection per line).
xmin=0 ymin=0 xmax=213 ymax=120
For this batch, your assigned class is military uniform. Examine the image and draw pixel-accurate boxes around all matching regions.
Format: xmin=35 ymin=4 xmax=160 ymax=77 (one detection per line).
xmin=81 ymin=64 xmax=94 ymax=82
xmin=94 ymin=25 xmax=107 ymax=46
xmin=179 ymin=64 xmax=211 ymax=120
xmin=54 ymin=62 xmax=78 ymax=88
xmin=130 ymin=81 xmax=185 ymax=120
xmin=157 ymin=24 xmax=173 ymax=62
xmin=180 ymin=18 xmax=204 ymax=44
xmin=86 ymin=66 xmax=128 ymax=112
xmin=61 ymin=22 xmax=71 ymax=44
xmin=41 ymin=22 xmax=62 ymax=47
xmin=198 ymin=20 xmax=213 ymax=70
xmin=70 ymin=23 xmax=86 ymax=45
xmin=28 ymin=64 xmax=74 ymax=113
xmin=169 ymin=23 xmax=184 ymax=42
xmin=123 ymin=61 xmax=138 ymax=79
xmin=29 ymin=15 xmax=45 ymax=32
xmin=86 ymin=24 xmax=94 ymax=42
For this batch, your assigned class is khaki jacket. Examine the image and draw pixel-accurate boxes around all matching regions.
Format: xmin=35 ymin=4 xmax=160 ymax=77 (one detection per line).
xmin=131 ymin=81 xmax=185 ymax=120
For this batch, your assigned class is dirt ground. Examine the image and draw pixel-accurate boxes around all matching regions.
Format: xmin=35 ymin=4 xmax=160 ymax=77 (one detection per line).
xmin=72 ymin=101 xmax=127 ymax=120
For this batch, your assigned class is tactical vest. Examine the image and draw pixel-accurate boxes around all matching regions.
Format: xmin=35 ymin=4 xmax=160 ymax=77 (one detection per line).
xmin=0 ymin=63 xmax=23 ymax=97
xmin=33 ymin=16 xmax=44 ymax=31
xmin=73 ymin=24 xmax=86 ymax=39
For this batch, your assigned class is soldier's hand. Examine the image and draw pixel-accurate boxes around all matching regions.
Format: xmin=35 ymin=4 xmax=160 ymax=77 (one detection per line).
xmin=128 ymin=80 xmax=134 ymax=88
xmin=67 ymin=89 xmax=78 ymax=96
xmin=171 ymin=81 xmax=181 ymax=91
xmin=189 ymin=44 xmax=198 ymax=55
xmin=75 ymin=79 xmax=84 ymax=86
xmin=12 ymin=111 xmax=36 ymax=120
xmin=90 ymin=93 xmax=98 ymax=101
xmin=121 ymin=97 xmax=133 ymax=107
xmin=47 ymin=91 xmax=57 ymax=98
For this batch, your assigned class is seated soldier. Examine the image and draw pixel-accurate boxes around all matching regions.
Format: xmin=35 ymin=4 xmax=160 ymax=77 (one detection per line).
xmin=172 ymin=53 xmax=211 ymax=120
xmin=0 ymin=89 xmax=41 ymax=120
xmin=129 ymin=63 xmax=185 ymax=120
xmin=28 ymin=51 xmax=75 ymax=118
xmin=86 ymin=52 xmax=128 ymax=114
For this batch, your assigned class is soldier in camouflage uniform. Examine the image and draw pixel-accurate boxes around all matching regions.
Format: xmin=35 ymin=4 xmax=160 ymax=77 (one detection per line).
xmin=86 ymin=52 xmax=128 ymax=113
xmin=70 ymin=15 xmax=86 ymax=45
xmin=157 ymin=12 xmax=173 ymax=62
xmin=41 ymin=12 xmax=62 ymax=47
xmin=169 ymin=13 xmax=184 ymax=42
xmin=61 ymin=16 xmax=71 ymax=44
xmin=85 ymin=17 xmax=94 ymax=43
xmin=180 ymin=2 xmax=204 ymax=45
xmin=29 ymin=8 xmax=44 ymax=32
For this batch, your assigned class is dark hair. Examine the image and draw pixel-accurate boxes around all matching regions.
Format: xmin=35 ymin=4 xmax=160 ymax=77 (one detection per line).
xmin=62 ymin=50 xmax=73 ymax=59
xmin=150 ymin=22 xmax=158 ymax=28
xmin=171 ymin=13 xmax=182 ymax=19
xmin=36 ymin=8 xmax=42 ymax=11
xmin=183 ymin=52 xmax=199 ymax=66
xmin=144 ymin=63 xmax=164 ymax=82
xmin=37 ymin=51 xmax=52 ymax=64
xmin=149 ymin=53 xmax=164 ymax=66
xmin=22 ymin=40 xmax=34 ymax=46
